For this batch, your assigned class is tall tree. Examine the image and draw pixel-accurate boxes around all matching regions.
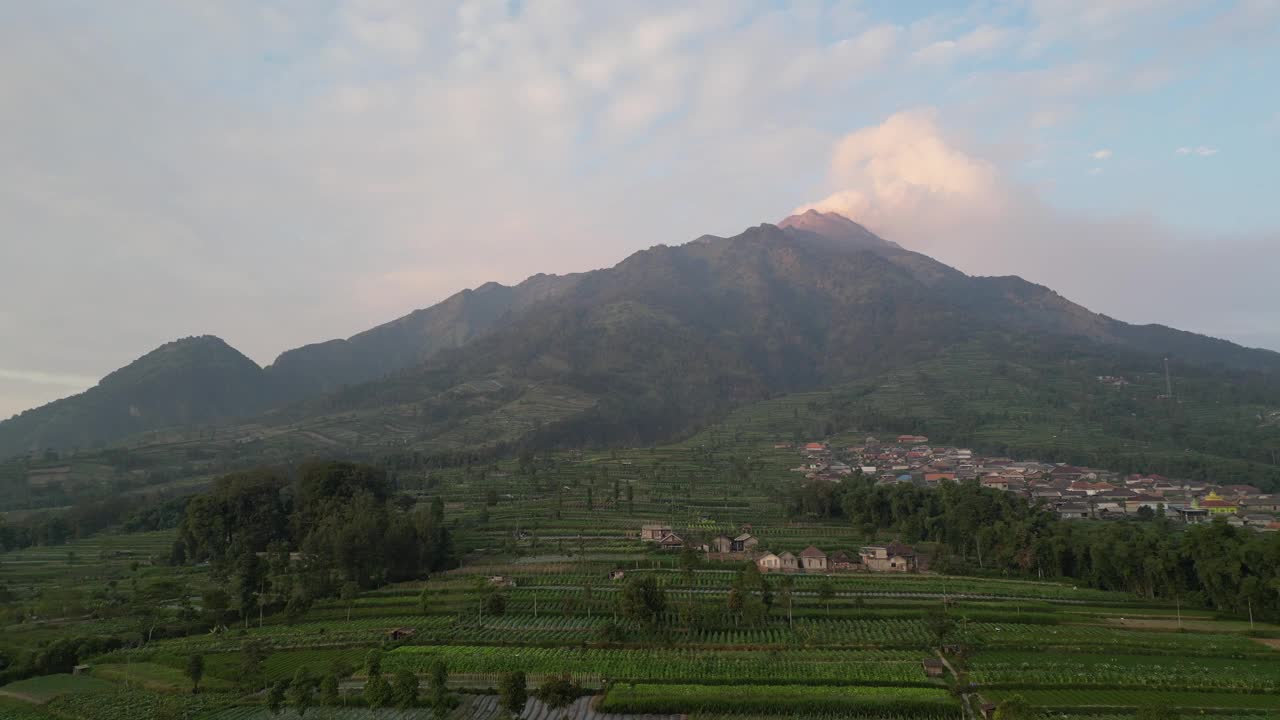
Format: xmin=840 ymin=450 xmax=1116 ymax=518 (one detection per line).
xmin=341 ymin=581 xmax=359 ymax=622
xmin=498 ymin=671 xmax=528 ymax=718
xmin=392 ymin=669 xmax=419 ymax=709
xmin=239 ymin=640 xmax=267 ymax=692
xmin=288 ymin=667 xmax=315 ymax=717
xmin=619 ymin=575 xmax=666 ymax=624
xmin=184 ymin=654 xmax=204 ymax=695
xmin=319 ymin=674 xmax=340 ymax=706
xmin=428 ymin=659 xmax=451 ymax=718
xmin=266 ymin=680 xmax=288 ymax=716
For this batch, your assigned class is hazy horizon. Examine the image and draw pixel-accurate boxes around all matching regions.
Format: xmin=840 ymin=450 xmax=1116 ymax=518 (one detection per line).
xmin=4 ymin=1 xmax=1279 ymax=419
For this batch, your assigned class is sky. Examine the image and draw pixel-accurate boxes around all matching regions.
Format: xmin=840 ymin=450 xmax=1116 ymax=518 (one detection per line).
xmin=3 ymin=0 xmax=1279 ymax=420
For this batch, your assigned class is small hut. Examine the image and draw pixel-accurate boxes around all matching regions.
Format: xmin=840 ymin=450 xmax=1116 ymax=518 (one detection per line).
xmin=388 ymin=627 xmax=417 ymax=641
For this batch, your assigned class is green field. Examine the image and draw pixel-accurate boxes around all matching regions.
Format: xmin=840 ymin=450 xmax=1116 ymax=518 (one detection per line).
xmin=0 ymin=673 xmax=114 ymax=704
xmin=601 ymin=683 xmax=961 ymax=716
xmin=2 ymin=433 xmax=1279 ymax=720
xmin=982 ymin=688 xmax=1280 ymax=711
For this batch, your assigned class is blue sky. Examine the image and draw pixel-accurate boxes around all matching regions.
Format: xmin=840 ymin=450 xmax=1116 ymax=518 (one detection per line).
xmin=2 ymin=0 xmax=1278 ymax=419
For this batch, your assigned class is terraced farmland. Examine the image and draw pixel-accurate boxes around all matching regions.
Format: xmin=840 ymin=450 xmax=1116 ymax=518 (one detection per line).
xmin=3 ymin=433 xmax=1279 ymax=720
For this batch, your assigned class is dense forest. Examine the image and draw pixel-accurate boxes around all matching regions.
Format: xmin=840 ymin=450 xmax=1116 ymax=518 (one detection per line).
xmin=788 ymin=476 xmax=1280 ymax=620
xmin=178 ymin=461 xmax=456 ymax=592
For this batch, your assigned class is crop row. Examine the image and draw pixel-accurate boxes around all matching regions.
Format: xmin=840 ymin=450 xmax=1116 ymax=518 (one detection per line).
xmin=968 ymin=651 xmax=1279 ymax=691
xmin=385 ymin=646 xmax=933 ymax=685
xmin=600 ymin=683 xmax=961 ymax=717
xmin=46 ymin=688 xmax=237 ymax=720
xmin=505 ymin=570 xmax=1138 ymax=603
xmin=981 ymin=688 xmax=1280 ymax=711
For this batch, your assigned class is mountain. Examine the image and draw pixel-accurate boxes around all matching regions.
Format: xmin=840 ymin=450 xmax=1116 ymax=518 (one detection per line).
xmin=3 ymin=212 xmax=1278 ymax=470
xmin=275 ymin=214 xmax=1280 ymax=453
xmin=0 ymin=336 xmax=275 ymax=454
xmin=778 ymin=208 xmax=904 ymax=251
xmin=0 ymin=275 xmax=580 ymax=457
xmin=265 ymin=272 xmax=580 ymax=398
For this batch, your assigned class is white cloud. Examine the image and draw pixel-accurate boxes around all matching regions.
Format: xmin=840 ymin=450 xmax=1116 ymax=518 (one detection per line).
xmin=1176 ymin=146 xmax=1217 ymax=156
xmin=1 ymin=1 xmax=1278 ymax=420
xmin=798 ymin=110 xmax=1280 ymax=353
xmin=912 ymin=24 xmax=1010 ymax=65
xmin=796 ymin=109 xmax=1005 ymax=226
xmin=1090 ymin=149 xmax=1112 ymax=160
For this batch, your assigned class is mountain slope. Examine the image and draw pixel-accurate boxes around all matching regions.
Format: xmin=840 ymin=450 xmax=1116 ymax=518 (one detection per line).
xmin=289 ymin=216 xmax=1280 ymax=451
xmin=266 ymin=272 xmax=580 ymax=398
xmin=3 ymin=211 xmax=1277 ymax=463
xmin=0 ymin=276 xmax=581 ymax=458
xmin=0 ymin=336 xmax=275 ymax=454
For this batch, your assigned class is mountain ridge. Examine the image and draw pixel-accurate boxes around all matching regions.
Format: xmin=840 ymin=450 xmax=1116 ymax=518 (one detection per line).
xmin=2 ymin=213 xmax=1277 ymax=458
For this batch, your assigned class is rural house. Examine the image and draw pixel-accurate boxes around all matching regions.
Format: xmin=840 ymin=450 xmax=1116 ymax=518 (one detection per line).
xmin=641 ymin=524 xmax=674 ymax=541
xmin=858 ymin=542 xmax=916 ymax=572
xmin=778 ymin=551 xmax=800 ymax=572
xmin=799 ymin=545 xmax=828 ymax=571
xmin=830 ymin=551 xmax=858 ymax=571
xmin=756 ymin=552 xmax=783 ymax=572
xmin=730 ymin=533 xmax=759 ymax=553
xmin=658 ymin=532 xmax=685 ymax=550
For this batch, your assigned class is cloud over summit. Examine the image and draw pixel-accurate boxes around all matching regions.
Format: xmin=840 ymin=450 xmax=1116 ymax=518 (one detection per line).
xmin=795 ymin=110 xmax=1280 ymax=355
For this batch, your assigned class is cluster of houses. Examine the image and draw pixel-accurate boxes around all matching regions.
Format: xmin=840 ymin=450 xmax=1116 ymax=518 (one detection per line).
xmin=641 ymin=523 xmax=920 ymax=573
xmin=787 ymin=437 xmax=1280 ymax=531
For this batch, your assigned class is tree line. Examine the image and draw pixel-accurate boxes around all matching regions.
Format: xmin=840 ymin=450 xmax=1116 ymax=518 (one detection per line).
xmin=788 ymin=476 xmax=1280 ymax=620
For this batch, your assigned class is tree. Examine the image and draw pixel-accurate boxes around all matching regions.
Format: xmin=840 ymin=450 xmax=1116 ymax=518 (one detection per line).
xmin=203 ymin=586 xmax=230 ymax=627
xmin=678 ymin=542 xmax=700 ymax=584
xmin=284 ymin=587 xmax=312 ymax=624
xmin=392 ymin=668 xmax=419 ymax=709
xmin=319 ymin=674 xmax=340 ymax=706
xmin=365 ymin=649 xmax=383 ymax=678
xmin=485 ymin=591 xmax=508 ymax=617
xmin=419 ymin=583 xmax=432 ymax=615
xmin=993 ymin=694 xmax=1035 ymax=720
xmin=619 ymin=575 xmax=666 ymax=624
xmin=341 ymin=581 xmax=359 ymax=622
xmin=288 ymin=667 xmax=315 ymax=717
xmin=428 ymin=659 xmax=452 ymax=718
xmin=728 ymin=563 xmax=772 ymax=626
xmin=816 ymin=578 xmax=835 ymax=614
xmin=232 ymin=550 xmax=266 ymax=628
xmin=239 ymin=640 xmax=267 ymax=691
xmin=364 ymin=672 xmax=392 ymax=708
xmin=779 ymin=575 xmax=795 ymax=627
xmin=533 ymin=674 xmax=581 ymax=719
xmin=498 ymin=671 xmax=528 ymax=718
xmin=184 ymin=653 xmax=204 ymax=694
xmin=266 ymin=679 xmax=288 ymax=716
xmin=924 ymin=605 xmax=956 ymax=648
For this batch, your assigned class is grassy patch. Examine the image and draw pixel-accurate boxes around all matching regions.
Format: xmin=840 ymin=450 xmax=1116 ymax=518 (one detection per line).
xmin=0 ymin=674 xmax=115 ymax=704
